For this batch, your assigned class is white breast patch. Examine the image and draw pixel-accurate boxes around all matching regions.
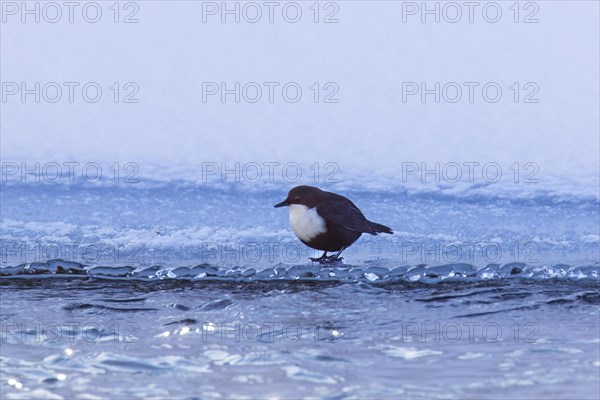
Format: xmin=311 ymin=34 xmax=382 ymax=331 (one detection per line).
xmin=289 ymin=204 xmax=327 ymax=242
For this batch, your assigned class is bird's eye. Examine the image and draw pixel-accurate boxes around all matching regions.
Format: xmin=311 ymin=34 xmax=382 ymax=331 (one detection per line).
xmin=294 ymin=196 xmax=300 ymax=201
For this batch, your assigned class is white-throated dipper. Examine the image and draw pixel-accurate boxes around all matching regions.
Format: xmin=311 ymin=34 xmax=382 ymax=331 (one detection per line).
xmin=274 ymin=185 xmax=393 ymax=263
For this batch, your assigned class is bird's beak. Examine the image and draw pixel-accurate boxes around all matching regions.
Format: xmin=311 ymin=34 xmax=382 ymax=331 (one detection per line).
xmin=274 ymin=199 xmax=289 ymax=208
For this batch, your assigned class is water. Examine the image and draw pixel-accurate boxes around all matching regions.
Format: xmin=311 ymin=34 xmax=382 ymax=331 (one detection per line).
xmin=1 ymin=277 xmax=599 ymax=399
xmin=1 ymin=182 xmax=599 ymax=399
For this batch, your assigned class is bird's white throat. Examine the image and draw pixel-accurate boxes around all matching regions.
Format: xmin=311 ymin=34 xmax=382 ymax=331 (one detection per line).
xmin=288 ymin=204 xmax=327 ymax=242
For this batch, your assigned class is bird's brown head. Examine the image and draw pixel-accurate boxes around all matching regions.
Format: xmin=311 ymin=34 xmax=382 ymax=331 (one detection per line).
xmin=274 ymin=185 xmax=324 ymax=209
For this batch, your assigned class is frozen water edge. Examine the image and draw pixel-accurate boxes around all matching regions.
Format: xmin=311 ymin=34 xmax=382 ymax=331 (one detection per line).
xmin=0 ymin=259 xmax=598 ymax=283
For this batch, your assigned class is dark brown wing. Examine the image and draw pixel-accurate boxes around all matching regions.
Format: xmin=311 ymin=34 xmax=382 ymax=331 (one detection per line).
xmin=316 ymin=200 xmax=377 ymax=234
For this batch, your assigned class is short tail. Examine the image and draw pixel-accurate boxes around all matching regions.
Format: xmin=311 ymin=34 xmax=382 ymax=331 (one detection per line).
xmin=367 ymin=220 xmax=393 ymax=235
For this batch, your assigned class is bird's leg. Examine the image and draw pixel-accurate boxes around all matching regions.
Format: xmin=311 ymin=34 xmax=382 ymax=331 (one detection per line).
xmin=309 ymin=251 xmax=328 ymax=262
xmin=326 ymin=248 xmax=346 ymax=263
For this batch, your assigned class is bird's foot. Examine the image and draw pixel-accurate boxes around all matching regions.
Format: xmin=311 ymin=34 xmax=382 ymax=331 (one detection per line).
xmin=310 ymin=255 xmax=344 ymax=264
xmin=310 ymin=252 xmax=328 ymax=263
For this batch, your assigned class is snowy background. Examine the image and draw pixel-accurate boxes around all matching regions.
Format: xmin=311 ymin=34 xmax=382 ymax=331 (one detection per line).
xmin=1 ymin=1 xmax=598 ymax=196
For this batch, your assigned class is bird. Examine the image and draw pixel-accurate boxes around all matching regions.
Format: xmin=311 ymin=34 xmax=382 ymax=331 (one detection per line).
xmin=274 ymin=185 xmax=393 ymax=263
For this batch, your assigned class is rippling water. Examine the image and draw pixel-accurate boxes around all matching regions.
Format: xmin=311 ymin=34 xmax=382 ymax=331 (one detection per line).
xmin=1 ymin=183 xmax=599 ymax=399
xmin=1 ymin=274 xmax=599 ymax=399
